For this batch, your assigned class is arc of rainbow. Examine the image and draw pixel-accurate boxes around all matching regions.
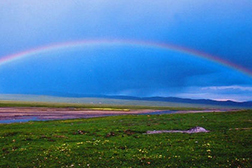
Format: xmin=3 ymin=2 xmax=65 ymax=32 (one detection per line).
xmin=0 ymin=39 xmax=252 ymax=78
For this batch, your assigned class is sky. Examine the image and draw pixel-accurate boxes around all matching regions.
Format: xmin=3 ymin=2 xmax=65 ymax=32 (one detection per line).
xmin=0 ymin=0 xmax=252 ymax=102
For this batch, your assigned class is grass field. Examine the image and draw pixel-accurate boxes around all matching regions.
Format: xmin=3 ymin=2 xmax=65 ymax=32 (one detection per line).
xmin=0 ymin=110 xmax=251 ymax=167
xmin=0 ymin=100 xmax=201 ymax=111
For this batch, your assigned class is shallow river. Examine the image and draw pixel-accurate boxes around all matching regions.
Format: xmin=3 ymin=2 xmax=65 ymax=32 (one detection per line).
xmin=0 ymin=110 xmax=176 ymax=124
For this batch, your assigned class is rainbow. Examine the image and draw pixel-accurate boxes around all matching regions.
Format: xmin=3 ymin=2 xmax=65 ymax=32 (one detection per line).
xmin=0 ymin=39 xmax=252 ymax=78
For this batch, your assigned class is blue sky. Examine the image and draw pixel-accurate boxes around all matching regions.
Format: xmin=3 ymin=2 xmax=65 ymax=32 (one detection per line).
xmin=0 ymin=0 xmax=252 ymax=102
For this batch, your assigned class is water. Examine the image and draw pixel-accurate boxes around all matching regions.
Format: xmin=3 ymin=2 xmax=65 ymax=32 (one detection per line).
xmin=0 ymin=110 xmax=176 ymax=124
xmin=0 ymin=117 xmax=42 ymax=124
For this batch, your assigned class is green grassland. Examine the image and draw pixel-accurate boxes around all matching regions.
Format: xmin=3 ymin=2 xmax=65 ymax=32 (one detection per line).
xmin=0 ymin=110 xmax=251 ymax=167
xmin=0 ymin=100 xmax=200 ymax=111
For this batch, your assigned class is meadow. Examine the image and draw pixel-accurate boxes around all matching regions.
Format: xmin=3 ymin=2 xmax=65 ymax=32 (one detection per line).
xmin=0 ymin=100 xmax=200 ymax=111
xmin=0 ymin=109 xmax=251 ymax=167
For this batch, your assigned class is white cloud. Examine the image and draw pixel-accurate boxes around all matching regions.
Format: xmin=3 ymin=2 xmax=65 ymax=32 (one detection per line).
xmin=201 ymin=85 xmax=252 ymax=91
xmin=176 ymin=92 xmax=252 ymax=102
xmin=175 ymin=85 xmax=252 ymax=102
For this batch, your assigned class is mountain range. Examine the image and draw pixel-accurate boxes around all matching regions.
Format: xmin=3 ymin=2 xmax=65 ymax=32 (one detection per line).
xmin=36 ymin=91 xmax=252 ymax=108
xmin=0 ymin=92 xmax=251 ymax=109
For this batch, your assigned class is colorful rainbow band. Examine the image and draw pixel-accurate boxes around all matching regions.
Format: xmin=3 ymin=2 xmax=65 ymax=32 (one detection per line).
xmin=0 ymin=39 xmax=252 ymax=78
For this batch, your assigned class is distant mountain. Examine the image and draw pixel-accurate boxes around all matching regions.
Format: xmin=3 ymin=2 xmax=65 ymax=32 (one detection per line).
xmin=103 ymin=95 xmax=252 ymax=108
xmin=38 ymin=91 xmax=252 ymax=108
xmin=1 ymin=91 xmax=251 ymax=109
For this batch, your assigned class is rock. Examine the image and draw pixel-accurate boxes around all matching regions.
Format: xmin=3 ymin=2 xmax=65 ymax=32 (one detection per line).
xmin=183 ymin=126 xmax=209 ymax=134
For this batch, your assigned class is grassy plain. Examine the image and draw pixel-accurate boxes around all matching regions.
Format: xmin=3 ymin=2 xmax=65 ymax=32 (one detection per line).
xmin=0 ymin=110 xmax=251 ymax=167
xmin=0 ymin=100 xmax=200 ymax=111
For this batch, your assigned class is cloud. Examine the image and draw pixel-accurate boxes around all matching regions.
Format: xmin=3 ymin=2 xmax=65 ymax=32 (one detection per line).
xmin=176 ymin=85 xmax=252 ymax=102
xmin=202 ymin=86 xmax=252 ymax=92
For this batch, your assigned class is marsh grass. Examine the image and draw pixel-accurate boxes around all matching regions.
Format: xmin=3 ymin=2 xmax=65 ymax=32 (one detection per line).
xmin=0 ymin=110 xmax=251 ymax=167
